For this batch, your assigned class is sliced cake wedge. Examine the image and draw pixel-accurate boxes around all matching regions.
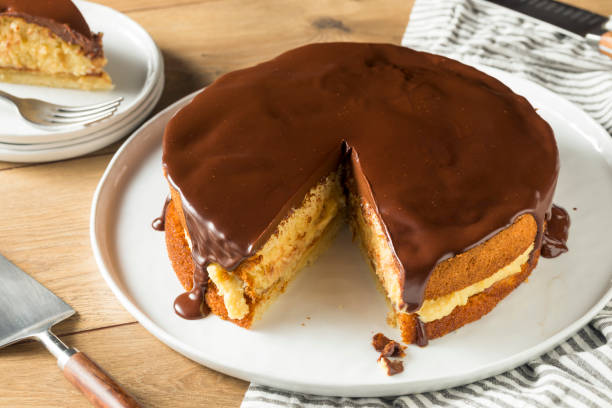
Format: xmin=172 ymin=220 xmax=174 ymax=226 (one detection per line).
xmin=0 ymin=0 xmax=112 ymax=90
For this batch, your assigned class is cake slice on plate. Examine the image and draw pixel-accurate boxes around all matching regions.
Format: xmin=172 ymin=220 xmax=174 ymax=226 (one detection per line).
xmin=0 ymin=0 xmax=112 ymax=90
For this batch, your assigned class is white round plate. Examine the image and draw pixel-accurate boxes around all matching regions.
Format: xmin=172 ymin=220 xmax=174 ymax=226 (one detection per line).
xmin=91 ymin=68 xmax=612 ymax=397
xmin=0 ymin=72 xmax=163 ymax=153
xmin=0 ymin=73 xmax=163 ymax=162
xmin=0 ymin=0 xmax=162 ymax=145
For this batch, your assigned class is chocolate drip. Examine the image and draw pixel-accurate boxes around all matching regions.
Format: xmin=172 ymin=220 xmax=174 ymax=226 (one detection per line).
xmin=415 ymin=317 xmax=428 ymax=347
xmin=0 ymin=0 xmax=103 ymax=58
xmin=163 ymin=43 xmax=559 ymax=316
xmin=151 ymin=197 xmax=211 ymax=319
xmin=173 ymin=264 xmax=210 ymax=319
xmin=541 ymin=204 xmax=570 ymax=258
xmin=152 ymin=197 xmax=171 ymax=231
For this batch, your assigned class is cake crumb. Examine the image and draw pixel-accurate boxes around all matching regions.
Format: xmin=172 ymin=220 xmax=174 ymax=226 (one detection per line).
xmin=373 ymin=333 xmax=406 ymax=376
xmin=386 ymin=311 xmax=398 ymax=327
xmin=381 ymin=340 xmax=405 ymax=358
xmin=378 ymin=356 xmax=404 ymax=376
xmin=372 ymin=333 xmax=405 ymax=357
xmin=372 ymin=333 xmax=392 ymax=352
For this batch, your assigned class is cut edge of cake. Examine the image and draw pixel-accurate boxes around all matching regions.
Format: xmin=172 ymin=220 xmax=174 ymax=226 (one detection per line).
xmin=345 ymin=163 xmax=540 ymax=343
xmin=348 ymin=185 xmax=540 ymax=343
xmin=165 ymin=170 xmax=347 ymax=328
xmin=164 ymin=165 xmax=542 ymax=344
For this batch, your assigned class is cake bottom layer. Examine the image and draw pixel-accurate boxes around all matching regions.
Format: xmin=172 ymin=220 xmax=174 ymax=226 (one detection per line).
xmin=352 ymin=217 xmax=540 ymax=344
xmin=0 ymin=67 xmax=112 ymax=90
xmin=397 ymin=253 xmax=538 ymax=343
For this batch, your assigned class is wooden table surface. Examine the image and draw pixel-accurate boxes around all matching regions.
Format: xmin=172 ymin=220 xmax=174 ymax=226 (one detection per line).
xmin=1 ymin=0 xmax=610 ymax=406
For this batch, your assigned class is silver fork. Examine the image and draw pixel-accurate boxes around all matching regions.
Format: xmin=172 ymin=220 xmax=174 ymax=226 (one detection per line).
xmin=0 ymin=89 xmax=122 ymax=128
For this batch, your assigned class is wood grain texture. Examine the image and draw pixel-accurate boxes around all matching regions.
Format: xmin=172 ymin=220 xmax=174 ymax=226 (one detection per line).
xmin=0 ymin=1 xmax=609 ymax=407
xmin=0 ymin=324 xmax=248 ymax=407
xmin=0 ymin=154 xmax=133 ymax=334
xmin=105 ymin=0 xmax=412 ymax=112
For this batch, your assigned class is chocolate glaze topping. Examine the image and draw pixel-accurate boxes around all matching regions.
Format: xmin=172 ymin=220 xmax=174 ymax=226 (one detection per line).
xmin=162 ymin=43 xmax=560 ymax=315
xmin=0 ymin=0 xmax=103 ymax=58
xmin=415 ymin=317 xmax=429 ymax=347
xmin=541 ymin=204 xmax=570 ymax=258
xmin=152 ymin=197 xmax=171 ymax=231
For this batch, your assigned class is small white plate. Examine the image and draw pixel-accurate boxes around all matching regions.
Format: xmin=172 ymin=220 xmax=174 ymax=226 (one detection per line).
xmin=0 ymin=0 xmax=162 ymax=145
xmin=0 ymin=72 xmax=164 ymax=153
xmin=0 ymin=72 xmax=163 ymax=162
xmin=91 ymin=68 xmax=612 ymax=397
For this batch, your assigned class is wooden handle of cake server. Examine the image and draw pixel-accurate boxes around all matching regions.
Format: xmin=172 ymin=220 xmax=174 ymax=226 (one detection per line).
xmin=63 ymin=352 xmax=141 ymax=408
xmin=600 ymin=32 xmax=612 ymax=58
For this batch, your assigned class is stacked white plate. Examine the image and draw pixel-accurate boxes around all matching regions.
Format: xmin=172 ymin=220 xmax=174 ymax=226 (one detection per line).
xmin=0 ymin=0 xmax=163 ymax=163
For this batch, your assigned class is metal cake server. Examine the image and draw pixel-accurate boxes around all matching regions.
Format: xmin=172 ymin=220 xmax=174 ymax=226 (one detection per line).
xmin=485 ymin=0 xmax=612 ymax=58
xmin=0 ymin=252 xmax=140 ymax=408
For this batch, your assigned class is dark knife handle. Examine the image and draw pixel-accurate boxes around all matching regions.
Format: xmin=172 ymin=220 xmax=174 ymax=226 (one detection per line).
xmin=63 ymin=351 xmax=141 ymax=408
xmin=599 ymin=32 xmax=612 ymax=58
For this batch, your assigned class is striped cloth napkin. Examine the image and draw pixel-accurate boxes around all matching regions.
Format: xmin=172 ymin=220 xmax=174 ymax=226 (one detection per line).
xmin=242 ymin=0 xmax=612 ymax=406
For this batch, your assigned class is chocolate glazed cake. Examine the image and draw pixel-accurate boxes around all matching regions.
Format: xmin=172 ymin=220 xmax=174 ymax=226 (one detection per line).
xmin=158 ymin=43 xmax=569 ymax=345
xmin=0 ymin=0 xmax=112 ymax=90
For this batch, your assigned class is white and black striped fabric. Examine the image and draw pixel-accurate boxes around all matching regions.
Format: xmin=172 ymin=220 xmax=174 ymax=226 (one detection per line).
xmin=402 ymin=0 xmax=612 ymax=134
xmin=242 ymin=303 xmax=612 ymax=407
xmin=242 ymin=1 xmax=612 ymax=406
